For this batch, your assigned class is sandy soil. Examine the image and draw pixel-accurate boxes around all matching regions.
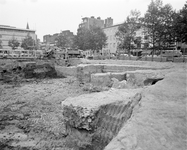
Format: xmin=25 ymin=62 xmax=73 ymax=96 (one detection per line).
xmin=0 ymin=76 xmax=88 ymax=150
xmin=0 ymin=59 xmax=186 ymax=150
xmin=104 ymin=63 xmax=187 ymax=150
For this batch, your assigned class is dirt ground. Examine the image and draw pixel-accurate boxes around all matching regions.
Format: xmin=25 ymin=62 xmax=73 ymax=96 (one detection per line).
xmin=105 ymin=64 xmax=187 ymax=150
xmin=0 ymin=59 xmax=186 ymax=150
xmin=0 ymin=76 xmax=88 ymax=150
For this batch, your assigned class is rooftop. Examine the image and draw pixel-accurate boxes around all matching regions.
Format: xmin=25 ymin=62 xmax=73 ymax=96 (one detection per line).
xmin=102 ymin=22 xmax=124 ymax=29
xmin=0 ymin=25 xmax=35 ymax=32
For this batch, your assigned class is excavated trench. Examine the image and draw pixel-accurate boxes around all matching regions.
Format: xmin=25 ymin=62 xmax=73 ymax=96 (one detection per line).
xmin=0 ymin=61 xmax=58 ymax=84
xmin=90 ymin=101 xmax=135 ymax=150
xmin=63 ymin=93 xmax=142 ymax=150
xmin=63 ymin=73 xmax=164 ymax=150
xmin=143 ymin=77 xmax=163 ymax=86
xmin=0 ymin=62 xmax=165 ymax=150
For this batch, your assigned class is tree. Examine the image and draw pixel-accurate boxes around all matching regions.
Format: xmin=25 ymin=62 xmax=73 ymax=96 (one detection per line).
xmin=90 ymin=26 xmax=107 ymax=51
xmin=143 ymin=0 xmax=173 ymax=57
xmin=21 ymin=35 xmax=35 ymax=50
xmin=155 ymin=3 xmax=176 ymax=55
xmin=116 ymin=10 xmax=141 ymax=57
xmin=143 ymin=0 xmax=163 ymax=58
xmin=0 ymin=39 xmax=2 ymax=49
xmin=55 ymin=33 xmax=70 ymax=48
xmin=173 ymin=2 xmax=187 ymax=43
xmin=8 ymin=37 xmax=20 ymax=50
xmin=74 ymin=25 xmax=107 ymax=51
xmin=143 ymin=0 xmax=179 ymax=58
xmin=73 ymin=27 xmax=90 ymax=50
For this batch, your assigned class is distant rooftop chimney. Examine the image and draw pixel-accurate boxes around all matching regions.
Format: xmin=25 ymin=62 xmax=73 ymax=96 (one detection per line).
xmin=97 ymin=17 xmax=101 ymax=20
xmin=91 ymin=16 xmax=95 ymax=18
xmin=26 ymin=22 xmax=29 ymax=29
xmin=104 ymin=17 xmax=113 ymax=27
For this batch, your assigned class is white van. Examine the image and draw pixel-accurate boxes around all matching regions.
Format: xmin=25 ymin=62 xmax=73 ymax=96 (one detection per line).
xmin=161 ymin=50 xmax=182 ymax=57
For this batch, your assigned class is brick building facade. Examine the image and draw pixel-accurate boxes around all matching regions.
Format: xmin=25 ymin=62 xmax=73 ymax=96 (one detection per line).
xmin=0 ymin=25 xmax=37 ymax=49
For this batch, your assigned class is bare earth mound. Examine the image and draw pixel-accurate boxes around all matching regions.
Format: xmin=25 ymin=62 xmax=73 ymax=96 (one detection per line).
xmin=0 ymin=59 xmax=186 ymax=150
xmin=105 ymin=66 xmax=187 ymax=150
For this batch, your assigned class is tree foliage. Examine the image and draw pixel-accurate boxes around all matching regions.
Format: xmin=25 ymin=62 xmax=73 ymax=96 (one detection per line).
xmin=0 ymin=39 xmax=2 ymax=49
xmin=114 ymin=0 xmax=186 ymax=59
xmin=173 ymin=2 xmax=187 ymax=43
xmin=21 ymin=35 xmax=35 ymax=50
xmin=142 ymin=0 xmax=179 ymax=59
xmin=116 ymin=10 xmax=141 ymax=55
xmin=55 ymin=33 xmax=71 ymax=48
xmin=143 ymin=0 xmax=187 ymax=50
xmin=159 ymin=4 xmax=175 ymax=49
xmin=143 ymin=0 xmax=163 ymax=52
xmin=8 ymin=37 xmax=20 ymax=50
xmin=74 ymin=26 xmax=107 ymax=51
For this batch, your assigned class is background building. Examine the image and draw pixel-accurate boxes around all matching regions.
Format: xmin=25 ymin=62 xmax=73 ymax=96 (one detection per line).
xmin=79 ymin=16 xmax=105 ymax=29
xmin=104 ymin=17 xmax=113 ymax=28
xmin=79 ymin=16 xmax=114 ymax=30
xmin=0 ymin=24 xmax=37 ymax=49
xmin=102 ymin=23 xmax=122 ymax=55
xmin=43 ymin=30 xmax=75 ymax=48
xmin=43 ymin=33 xmax=59 ymax=45
xmin=78 ymin=16 xmax=114 ymax=55
xmin=102 ymin=23 xmax=150 ymax=56
xmin=60 ymin=30 xmax=74 ymax=48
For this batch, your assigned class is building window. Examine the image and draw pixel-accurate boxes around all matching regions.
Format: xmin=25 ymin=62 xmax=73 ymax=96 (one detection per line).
xmin=144 ymin=43 xmax=149 ymax=48
xmin=144 ymin=35 xmax=148 ymax=40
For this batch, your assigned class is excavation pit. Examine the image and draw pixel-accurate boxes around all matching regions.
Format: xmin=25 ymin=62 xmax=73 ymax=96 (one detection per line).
xmin=60 ymin=64 xmax=166 ymax=149
xmin=55 ymin=64 xmax=165 ymax=90
xmin=62 ymin=89 xmax=142 ymax=150
xmin=1 ymin=59 xmax=185 ymax=150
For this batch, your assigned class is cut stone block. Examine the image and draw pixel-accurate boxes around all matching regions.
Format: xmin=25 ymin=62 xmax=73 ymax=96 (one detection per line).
xmin=77 ymin=64 xmax=104 ymax=83
xmin=174 ymin=57 xmax=185 ymax=63
xmin=153 ymin=57 xmax=161 ymax=62
xmin=62 ymin=89 xmax=142 ymax=149
xmin=55 ymin=66 xmax=77 ymax=77
xmin=69 ymin=58 xmax=81 ymax=66
xmin=111 ymin=78 xmax=127 ymax=89
xmin=110 ymin=72 xmax=126 ymax=81
xmin=75 ymin=64 xmax=165 ymax=84
xmin=126 ymin=70 xmax=164 ymax=87
xmin=54 ymin=59 xmax=66 ymax=66
xmin=184 ymin=57 xmax=187 ymax=62
xmin=91 ymin=73 xmax=112 ymax=87
xmin=160 ymin=57 xmax=167 ymax=62
xmin=103 ymin=64 xmax=155 ymax=73
xmin=91 ymin=72 xmax=126 ymax=87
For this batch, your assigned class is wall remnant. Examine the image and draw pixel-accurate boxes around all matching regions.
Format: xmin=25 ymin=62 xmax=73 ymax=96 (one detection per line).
xmin=62 ymin=89 xmax=142 ymax=149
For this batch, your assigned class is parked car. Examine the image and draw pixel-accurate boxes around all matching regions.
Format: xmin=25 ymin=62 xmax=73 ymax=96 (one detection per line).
xmin=0 ymin=50 xmax=4 ymax=58
xmin=161 ymin=50 xmax=182 ymax=57
xmin=0 ymin=50 xmax=8 ymax=58
xmin=87 ymin=56 xmax=93 ymax=60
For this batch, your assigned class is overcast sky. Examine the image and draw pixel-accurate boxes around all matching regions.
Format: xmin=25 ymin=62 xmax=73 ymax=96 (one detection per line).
xmin=0 ymin=0 xmax=185 ymax=41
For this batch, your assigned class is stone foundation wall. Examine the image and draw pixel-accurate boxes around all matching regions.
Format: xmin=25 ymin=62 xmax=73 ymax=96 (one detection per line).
xmin=77 ymin=65 xmax=104 ymax=83
xmin=69 ymin=58 xmax=82 ymax=66
xmin=62 ymin=89 xmax=142 ymax=150
xmin=55 ymin=64 xmax=163 ymax=84
xmin=55 ymin=66 xmax=77 ymax=78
